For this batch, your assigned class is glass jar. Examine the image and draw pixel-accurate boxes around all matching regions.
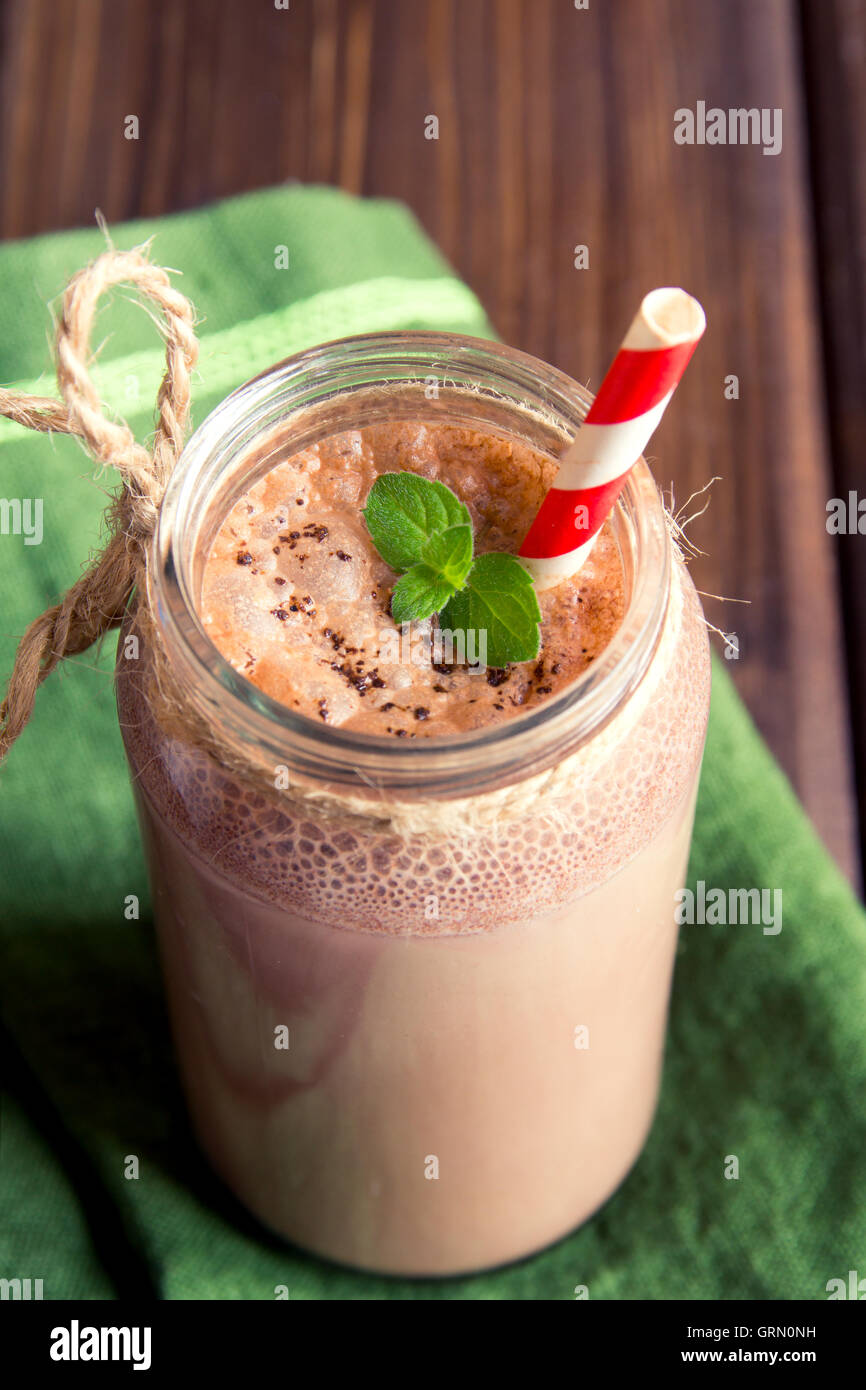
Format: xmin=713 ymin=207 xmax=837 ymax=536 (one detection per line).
xmin=115 ymin=332 xmax=711 ymax=1276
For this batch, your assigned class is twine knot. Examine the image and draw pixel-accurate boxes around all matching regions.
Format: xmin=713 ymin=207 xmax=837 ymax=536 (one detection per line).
xmin=0 ymin=238 xmax=199 ymax=759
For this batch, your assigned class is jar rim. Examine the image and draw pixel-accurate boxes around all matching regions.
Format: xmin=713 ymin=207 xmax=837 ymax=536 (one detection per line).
xmin=151 ymin=331 xmax=671 ymax=799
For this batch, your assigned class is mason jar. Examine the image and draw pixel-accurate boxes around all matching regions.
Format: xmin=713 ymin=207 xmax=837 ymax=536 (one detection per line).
xmin=115 ymin=333 xmax=711 ymax=1276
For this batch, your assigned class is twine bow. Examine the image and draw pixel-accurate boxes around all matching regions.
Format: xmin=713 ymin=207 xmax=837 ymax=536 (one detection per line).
xmin=0 ymin=240 xmax=199 ymax=759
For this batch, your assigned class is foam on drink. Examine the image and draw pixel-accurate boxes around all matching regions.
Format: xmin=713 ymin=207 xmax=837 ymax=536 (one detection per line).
xmin=200 ymin=421 xmax=625 ymax=736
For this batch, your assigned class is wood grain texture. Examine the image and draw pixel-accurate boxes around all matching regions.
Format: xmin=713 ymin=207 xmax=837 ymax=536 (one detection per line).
xmin=800 ymin=0 xmax=866 ymax=880
xmin=0 ymin=0 xmax=859 ymax=884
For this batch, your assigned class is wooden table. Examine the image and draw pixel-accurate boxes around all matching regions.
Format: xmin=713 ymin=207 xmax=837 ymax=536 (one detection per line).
xmin=0 ymin=0 xmax=862 ymax=886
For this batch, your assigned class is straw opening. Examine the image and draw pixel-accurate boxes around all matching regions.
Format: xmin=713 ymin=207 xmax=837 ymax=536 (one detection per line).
xmin=640 ymin=287 xmax=706 ymax=347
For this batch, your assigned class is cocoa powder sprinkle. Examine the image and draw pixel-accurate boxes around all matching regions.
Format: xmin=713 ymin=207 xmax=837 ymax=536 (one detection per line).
xmin=486 ymin=668 xmax=509 ymax=688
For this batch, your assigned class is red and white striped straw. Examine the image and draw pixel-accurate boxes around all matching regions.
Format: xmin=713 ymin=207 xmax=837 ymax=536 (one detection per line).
xmin=519 ymin=287 xmax=706 ymax=588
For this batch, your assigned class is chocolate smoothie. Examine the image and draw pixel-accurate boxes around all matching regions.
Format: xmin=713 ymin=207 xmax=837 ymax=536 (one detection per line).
xmin=117 ymin=355 xmax=710 ymax=1276
xmin=199 ymin=422 xmax=625 ymax=736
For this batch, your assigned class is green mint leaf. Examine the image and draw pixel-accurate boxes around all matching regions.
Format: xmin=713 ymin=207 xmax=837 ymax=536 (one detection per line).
xmin=439 ymin=552 xmax=542 ymax=668
xmin=363 ymin=472 xmax=543 ymax=668
xmin=421 ymin=524 xmax=474 ymax=589
xmin=363 ymin=472 xmax=471 ymax=572
xmin=391 ymin=566 xmax=457 ymax=625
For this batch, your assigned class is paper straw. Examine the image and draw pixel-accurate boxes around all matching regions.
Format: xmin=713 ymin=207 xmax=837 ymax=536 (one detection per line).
xmin=518 ymin=287 xmax=706 ymax=588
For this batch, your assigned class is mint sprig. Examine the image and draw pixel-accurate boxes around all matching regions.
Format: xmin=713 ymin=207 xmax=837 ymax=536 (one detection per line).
xmin=362 ymin=471 xmax=541 ymax=667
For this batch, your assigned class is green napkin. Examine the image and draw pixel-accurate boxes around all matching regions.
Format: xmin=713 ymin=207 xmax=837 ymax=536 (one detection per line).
xmin=0 ymin=185 xmax=863 ymax=1301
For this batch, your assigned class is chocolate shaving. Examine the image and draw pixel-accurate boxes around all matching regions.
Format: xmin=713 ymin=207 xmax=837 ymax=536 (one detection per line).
xmin=329 ymin=659 xmax=385 ymax=696
xmin=485 ymin=668 xmax=509 ymax=688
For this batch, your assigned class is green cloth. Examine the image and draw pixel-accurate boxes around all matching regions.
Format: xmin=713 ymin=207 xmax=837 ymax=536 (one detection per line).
xmin=0 ymin=185 xmax=863 ymax=1301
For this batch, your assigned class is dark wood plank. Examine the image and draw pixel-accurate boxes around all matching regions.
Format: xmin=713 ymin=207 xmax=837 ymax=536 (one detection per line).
xmin=0 ymin=0 xmax=859 ymax=884
xmin=799 ymin=0 xmax=866 ymax=878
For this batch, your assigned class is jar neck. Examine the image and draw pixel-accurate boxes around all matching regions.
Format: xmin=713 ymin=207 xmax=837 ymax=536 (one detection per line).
xmin=151 ymin=332 xmax=671 ymax=800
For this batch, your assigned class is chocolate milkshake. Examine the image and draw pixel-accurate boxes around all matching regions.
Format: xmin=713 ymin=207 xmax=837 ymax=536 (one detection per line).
xmin=199 ymin=422 xmax=625 ymax=738
xmin=116 ymin=334 xmax=710 ymax=1275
